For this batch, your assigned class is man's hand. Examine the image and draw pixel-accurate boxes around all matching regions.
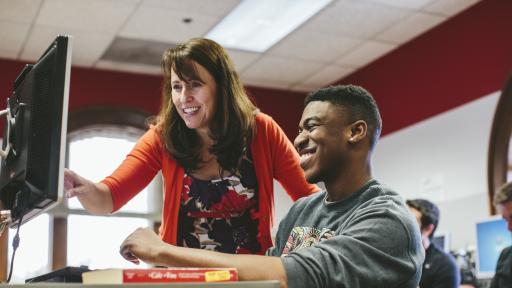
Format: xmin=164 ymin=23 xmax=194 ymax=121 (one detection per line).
xmin=120 ymin=227 xmax=288 ymax=287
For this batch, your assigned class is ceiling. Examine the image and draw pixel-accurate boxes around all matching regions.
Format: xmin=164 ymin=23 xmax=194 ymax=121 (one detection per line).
xmin=0 ymin=0 xmax=480 ymax=92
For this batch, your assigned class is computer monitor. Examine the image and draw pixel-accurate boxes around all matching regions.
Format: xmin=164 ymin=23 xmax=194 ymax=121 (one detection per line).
xmin=0 ymin=35 xmax=72 ymax=228
xmin=432 ymin=232 xmax=451 ymax=253
xmin=475 ymin=215 xmax=512 ymax=279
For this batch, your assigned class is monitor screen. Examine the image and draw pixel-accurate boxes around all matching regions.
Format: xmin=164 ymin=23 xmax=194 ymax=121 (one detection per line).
xmin=475 ymin=215 xmax=512 ymax=279
xmin=432 ymin=232 xmax=451 ymax=253
xmin=0 ymin=35 xmax=72 ymax=228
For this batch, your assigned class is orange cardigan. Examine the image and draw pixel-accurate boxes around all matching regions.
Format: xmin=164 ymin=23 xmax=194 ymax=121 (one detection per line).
xmin=103 ymin=112 xmax=318 ymax=253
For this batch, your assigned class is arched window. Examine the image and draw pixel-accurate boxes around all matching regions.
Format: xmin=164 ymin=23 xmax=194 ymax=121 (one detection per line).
xmin=2 ymin=107 xmax=162 ymax=283
xmin=63 ymin=108 xmax=161 ymax=269
xmin=66 ymin=125 xmax=153 ymax=269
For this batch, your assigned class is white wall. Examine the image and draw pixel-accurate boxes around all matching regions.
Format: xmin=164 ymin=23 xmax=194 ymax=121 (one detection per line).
xmin=272 ymin=180 xmax=326 ymax=237
xmin=373 ymin=91 xmax=501 ymax=250
xmin=272 ymin=181 xmax=294 ymax=237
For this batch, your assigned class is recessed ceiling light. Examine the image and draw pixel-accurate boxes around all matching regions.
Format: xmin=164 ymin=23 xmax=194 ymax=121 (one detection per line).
xmin=206 ymin=0 xmax=332 ymax=53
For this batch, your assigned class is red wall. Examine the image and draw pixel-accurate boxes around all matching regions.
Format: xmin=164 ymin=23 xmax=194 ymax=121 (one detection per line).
xmin=0 ymin=0 xmax=510 ymax=139
xmin=69 ymin=67 xmax=308 ymax=138
xmin=0 ymin=59 xmax=306 ymax=139
xmin=337 ymin=0 xmax=512 ymax=135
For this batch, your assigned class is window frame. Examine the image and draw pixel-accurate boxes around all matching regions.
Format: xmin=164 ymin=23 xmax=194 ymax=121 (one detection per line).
xmin=57 ymin=107 xmax=158 ymax=270
xmin=488 ymin=74 xmax=512 ymax=215
xmin=0 ymin=107 xmax=160 ymax=281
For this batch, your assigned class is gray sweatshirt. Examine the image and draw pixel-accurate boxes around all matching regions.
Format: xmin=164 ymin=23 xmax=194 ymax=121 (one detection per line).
xmin=266 ymin=179 xmax=424 ymax=288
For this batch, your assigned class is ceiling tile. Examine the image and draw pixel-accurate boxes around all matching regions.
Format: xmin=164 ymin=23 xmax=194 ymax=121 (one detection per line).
xmin=0 ymin=0 xmax=479 ymax=92
xmin=0 ymin=0 xmax=41 ymax=23
xmin=95 ymin=60 xmax=162 ymax=76
xmin=362 ymin=0 xmax=435 ymax=10
xmin=225 ymin=49 xmax=261 ymax=73
xmin=375 ymin=12 xmax=446 ymax=44
xmin=36 ymin=0 xmax=139 ymax=33
xmin=101 ymin=37 xmax=171 ymax=66
xmin=141 ymin=0 xmax=240 ymax=17
xmin=0 ymin=21 xmax=31 ymax=58
xmin=267 ymin=28 xmax=363 ymax=62
xmin=337 ymin=40 xmax=397 ymax=67
xmin=242 ymin=77 xmax=291 ymax=91
xmin=119 ymin=5 xmax=220 ymax=43
xmin=20 ymin=26 xmax=115 ymax=67
xmin=0 ymin=50 xmax=18 ymax=60
xmin=288 ymin=84 xmax=313 ymax=93
xmin=422 ymin=0 xmax=481 ymax=16
xmin=241 ymin=56 xmax=324 ymax=86
xmin=302 ymin=0 xmax=410 ymax=39
xmin=296 ymin=65 xmax=355 ymax=89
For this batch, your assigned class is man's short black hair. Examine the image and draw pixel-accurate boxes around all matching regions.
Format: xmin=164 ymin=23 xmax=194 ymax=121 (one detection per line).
xmin=406 ymin=198 xmax=440 ymax=239
xmin=304 ymin=85 xmax=382 ymax=149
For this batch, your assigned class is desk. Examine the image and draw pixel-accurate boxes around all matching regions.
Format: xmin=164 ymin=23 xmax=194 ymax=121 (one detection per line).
xmin=3 ymin=281 xmax=280 ymax=287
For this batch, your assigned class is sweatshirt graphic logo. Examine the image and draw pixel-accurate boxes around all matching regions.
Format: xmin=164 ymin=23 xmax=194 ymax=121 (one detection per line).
xmin=282 ymin=227 xmax=334 ymax=256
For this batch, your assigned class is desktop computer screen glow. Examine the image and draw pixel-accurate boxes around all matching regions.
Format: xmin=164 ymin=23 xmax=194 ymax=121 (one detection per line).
xmin=476 ymin=216 xmax=512 ymax=278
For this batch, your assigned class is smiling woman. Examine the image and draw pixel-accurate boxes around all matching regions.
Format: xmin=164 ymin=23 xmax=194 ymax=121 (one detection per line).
xmin=169 ymin=62 xmax=217 ymax=139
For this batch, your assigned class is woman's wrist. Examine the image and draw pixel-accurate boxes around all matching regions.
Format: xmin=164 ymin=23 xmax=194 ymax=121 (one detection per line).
xmin=152 ymin=241 xmax=179 ymax=266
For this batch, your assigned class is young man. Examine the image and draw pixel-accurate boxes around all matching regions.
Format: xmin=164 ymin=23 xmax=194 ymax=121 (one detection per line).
xmin=407 ymin=199 xmax=460 ymax=288
xmin=119 ymin=85 xmax=424 ymax=288
xmin=491 ymin=181 xmax=512 ymax=288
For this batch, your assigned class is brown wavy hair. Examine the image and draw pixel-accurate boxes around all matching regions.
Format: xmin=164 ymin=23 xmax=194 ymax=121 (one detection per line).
xmin=158 ymin=38 xmax=257 ymax=172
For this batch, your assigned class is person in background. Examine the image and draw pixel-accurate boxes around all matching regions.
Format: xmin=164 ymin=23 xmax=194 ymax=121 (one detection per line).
xmin=64 ymin=38 xmax=318 ymax=255
xmin=490 ymin=181 xmax=512 ymax=288
xmin=406 ymin=199 xmax=460 ymax=288
xmin=119 ymin=85 xmax=424 ymax=288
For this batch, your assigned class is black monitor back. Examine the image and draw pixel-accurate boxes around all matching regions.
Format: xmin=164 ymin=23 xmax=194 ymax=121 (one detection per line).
xmin=0 ymin=35 xmax=72 ymax=228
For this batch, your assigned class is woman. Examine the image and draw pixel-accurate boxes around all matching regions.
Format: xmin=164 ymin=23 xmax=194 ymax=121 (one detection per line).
xmin=65 ymin=38 xmax=318 ymax=254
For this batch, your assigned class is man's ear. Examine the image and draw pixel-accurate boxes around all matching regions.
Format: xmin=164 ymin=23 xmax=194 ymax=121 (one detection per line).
xmin=422 ymin=223 xmax=435 ymax=238
xmin=347 ymin=120 xmax=368 ymax=144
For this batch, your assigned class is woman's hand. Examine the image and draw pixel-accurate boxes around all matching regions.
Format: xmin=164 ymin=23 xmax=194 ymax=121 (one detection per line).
xmin=64 ymin=168 xmax=113 ymax=214
xmin=64 ymin=168 xmax=94 ymax=198
xmin=120 ymin=227 xmax=168 ymax=266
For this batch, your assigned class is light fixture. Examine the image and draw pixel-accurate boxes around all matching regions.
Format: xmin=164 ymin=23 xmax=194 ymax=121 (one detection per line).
xmin=206 ymin=0 xmax=332 ymax=53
